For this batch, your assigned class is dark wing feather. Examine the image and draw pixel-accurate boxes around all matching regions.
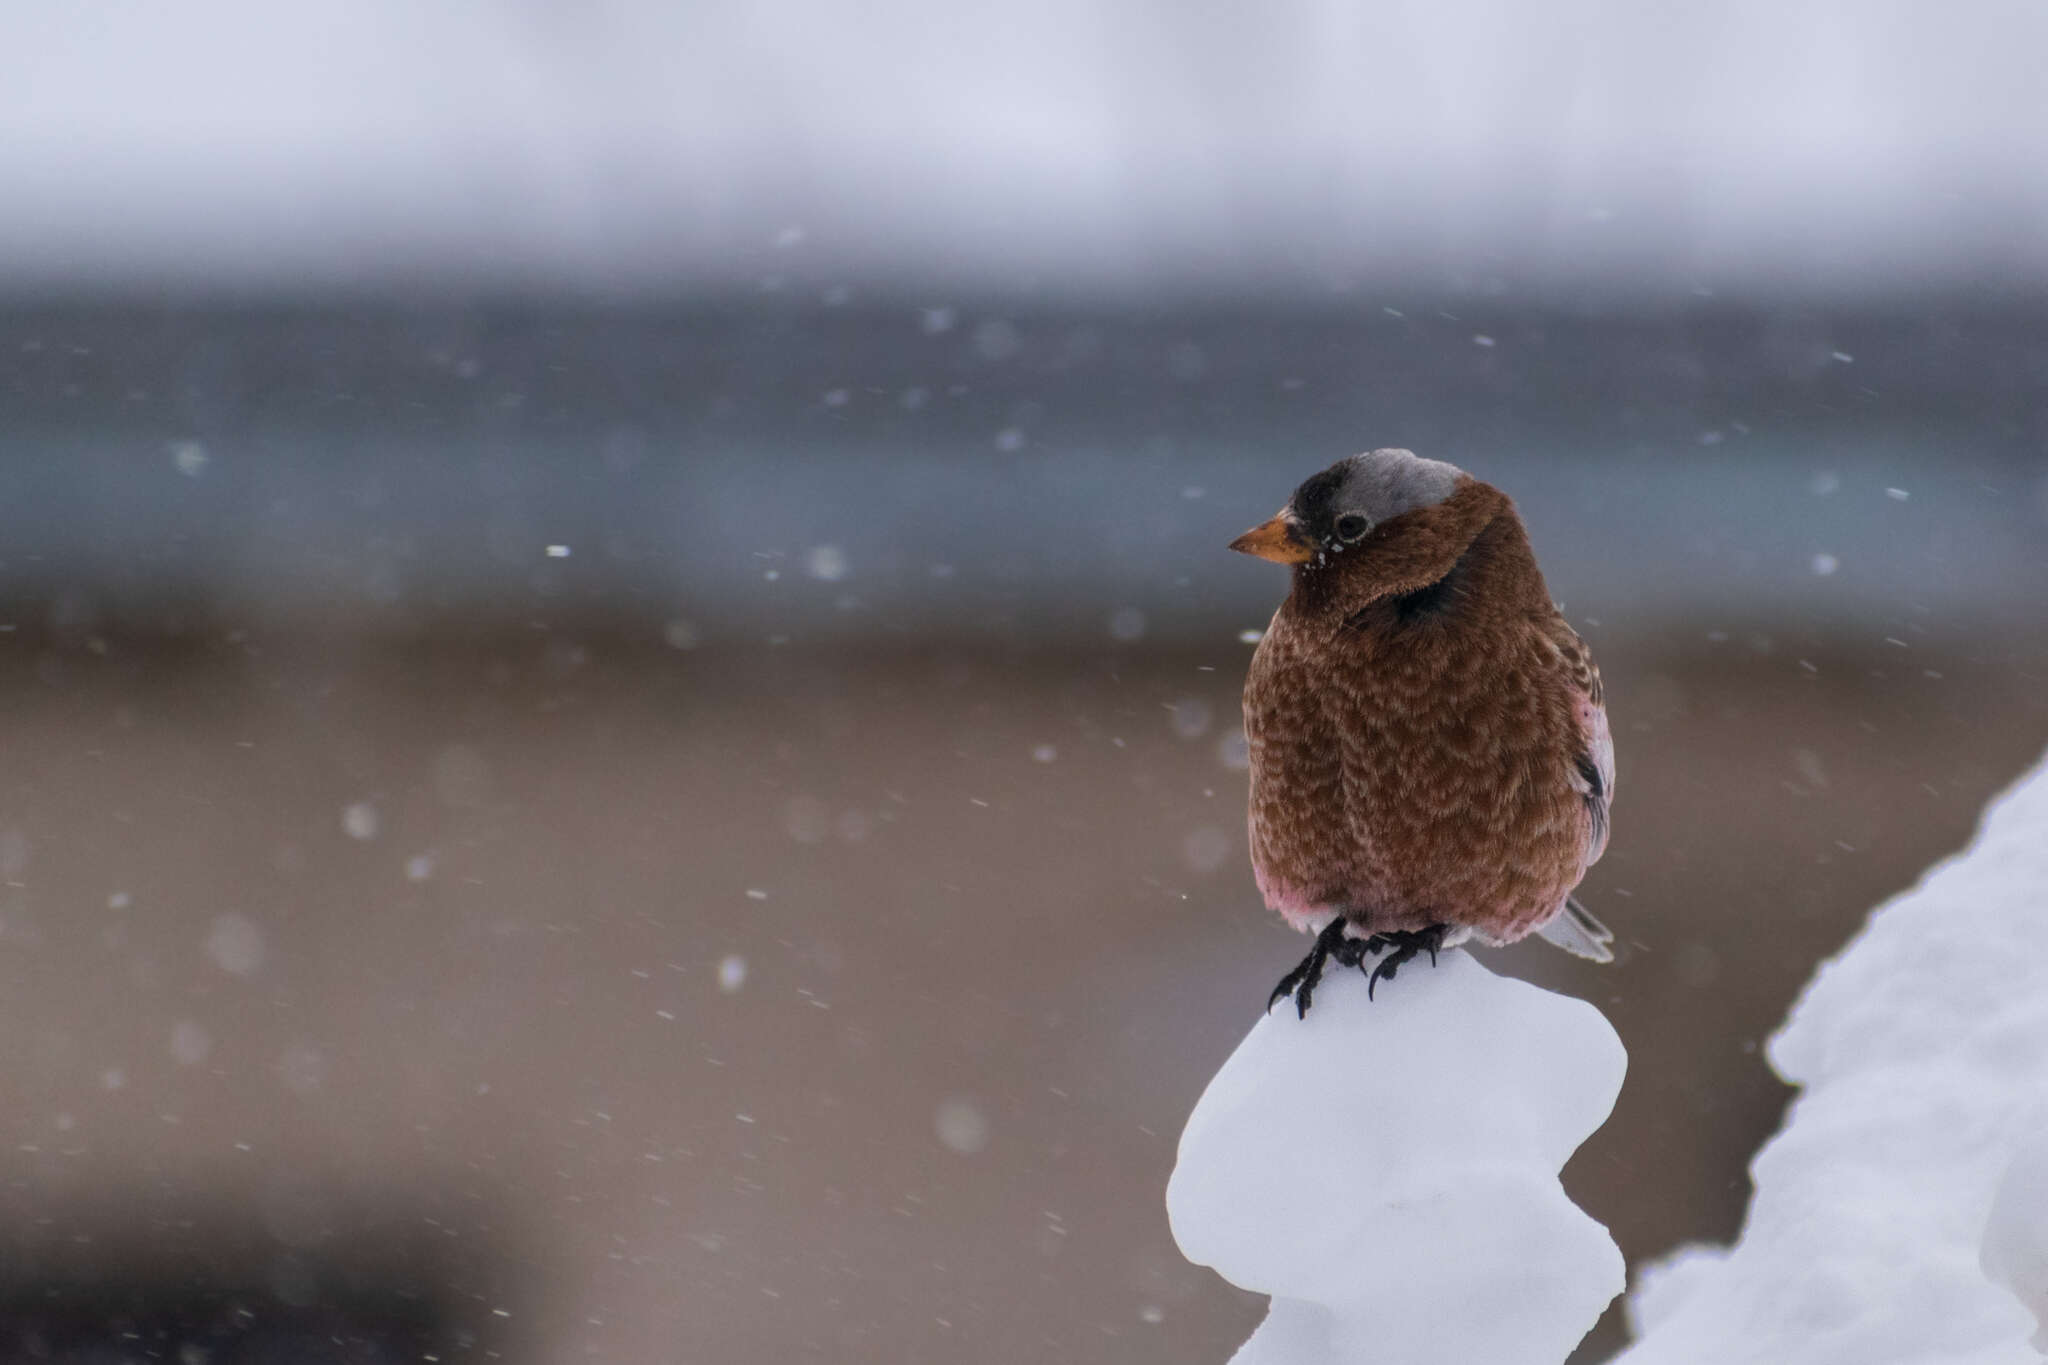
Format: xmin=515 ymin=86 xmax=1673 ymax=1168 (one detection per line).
xmin=1541 ymin=614 xmax=1614 ymax=866
xmin=1544 ymin=614 xmax=1604 ymax=706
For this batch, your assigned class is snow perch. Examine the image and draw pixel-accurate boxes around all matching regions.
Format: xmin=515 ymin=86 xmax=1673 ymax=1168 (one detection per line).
xmin=1167 ymin=951 xmax=1626 ymax=1364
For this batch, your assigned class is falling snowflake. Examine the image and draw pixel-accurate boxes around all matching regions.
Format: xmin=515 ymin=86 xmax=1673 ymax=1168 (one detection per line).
xmin=935 ymin=1097 xmax=990 ymax=1154
xmin=342 ymin=802 xmax=379 ymax=841
xmin=205 ymin=913 xmax=264 ymax=976
xmin=806 ymin=545 xmax=850 ymax=582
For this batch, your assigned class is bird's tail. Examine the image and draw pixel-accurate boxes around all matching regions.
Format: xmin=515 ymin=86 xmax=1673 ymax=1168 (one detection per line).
xmin=1535 ymin=895 xmax=1616 ymax=963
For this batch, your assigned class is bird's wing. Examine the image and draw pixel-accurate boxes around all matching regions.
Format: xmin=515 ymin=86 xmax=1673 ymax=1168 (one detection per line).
xmin=1535 ymin=894 xmax=1616 ymax=963
xmin=1540 ymin=614 xmax=1614 ymax=866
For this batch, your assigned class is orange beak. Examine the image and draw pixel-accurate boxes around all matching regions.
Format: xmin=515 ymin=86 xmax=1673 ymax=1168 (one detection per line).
xmin=1229 ymin=510 xmax=1315 ymax=564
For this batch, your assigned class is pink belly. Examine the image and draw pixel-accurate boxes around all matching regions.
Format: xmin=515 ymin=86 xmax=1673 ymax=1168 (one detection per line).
xmin=1251 ymin=824 xmax=1576 ymax=944
xmin=1253 ymin=865 xmax=1334 ymax=933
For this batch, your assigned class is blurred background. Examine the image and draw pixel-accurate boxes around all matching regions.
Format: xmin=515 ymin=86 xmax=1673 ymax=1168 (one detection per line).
xmin=3 ymin=1 xmax=2047 ymax=1360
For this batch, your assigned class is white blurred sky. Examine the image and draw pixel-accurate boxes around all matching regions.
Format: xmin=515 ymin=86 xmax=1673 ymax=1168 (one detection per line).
xmin=3 ymin=0 xmax=2046 ymax=299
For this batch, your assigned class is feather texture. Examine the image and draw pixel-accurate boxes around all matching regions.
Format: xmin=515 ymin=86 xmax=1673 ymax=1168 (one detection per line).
xmin=1242 ymin=465 xmax=1615 ymax=955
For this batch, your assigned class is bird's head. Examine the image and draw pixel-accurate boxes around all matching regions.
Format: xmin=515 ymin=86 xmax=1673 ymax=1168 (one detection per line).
xmin=1229 ymin=449 xmax=1466 ymax=568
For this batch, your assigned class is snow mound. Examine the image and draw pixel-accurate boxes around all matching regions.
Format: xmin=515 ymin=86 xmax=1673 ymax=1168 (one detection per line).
xmin=1168 ymin=950 xmax=1626 ymax=1364
xmin=1619 ymin=752 xmax=2048 ymax=1364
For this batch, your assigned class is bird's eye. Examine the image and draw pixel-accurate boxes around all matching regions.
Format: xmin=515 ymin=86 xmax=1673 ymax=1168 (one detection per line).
xmin=1334 ymin=513 xmax=1370 ymax=542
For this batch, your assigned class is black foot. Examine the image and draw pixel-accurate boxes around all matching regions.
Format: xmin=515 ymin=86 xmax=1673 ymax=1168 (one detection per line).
xmin=1266 ymin=916 xmax=1353 ymax=1019
xmin=1361 ymin=924 xmax=1449 ymax=1000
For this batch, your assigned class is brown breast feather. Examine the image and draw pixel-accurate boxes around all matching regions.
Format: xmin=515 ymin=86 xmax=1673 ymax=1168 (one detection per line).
xmin=1244 ymin=480 xmax=1597 ymax=942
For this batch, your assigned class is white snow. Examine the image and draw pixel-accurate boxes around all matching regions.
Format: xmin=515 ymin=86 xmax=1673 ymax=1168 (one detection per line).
xmin=169 ymin=441 xmax=209 ymax=478
xmin=169 ymin=1020 xmax=213 ymax=1066
xmin=805 ymin=544 xmax=850 ymax=582
xmin=1169 ymin=697 xmax=1216 ymax=740
xmin=1168 ymin=951 xmax=1626 ymax=1364
xmin=1983 ymin=1131 xmax=2048 ymax=1352
xmin=934 ymin=1097 xmax=991 ymax=1155
xmin=204 ymin=912 xmax=265 ymax=976
xmin=341 ymin=801 xmax=379 ymax=841
xmin=1623 ymin=1241 xmax=1729 ymax=1338
xmin=1618 ymin=750 xmax=2048 ymax=1364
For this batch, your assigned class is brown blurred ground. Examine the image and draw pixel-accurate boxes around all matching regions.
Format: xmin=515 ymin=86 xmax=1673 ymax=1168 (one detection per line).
xmin=2 ymin=620 xmax=2043 ymax=1362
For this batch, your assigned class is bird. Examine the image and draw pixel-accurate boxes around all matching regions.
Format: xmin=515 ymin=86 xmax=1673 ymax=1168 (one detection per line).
xmin=1229 ymin=448 xmax=1615 ymax=1017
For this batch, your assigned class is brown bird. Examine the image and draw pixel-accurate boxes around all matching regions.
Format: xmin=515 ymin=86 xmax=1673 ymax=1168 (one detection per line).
xmin=1231 ymin=449 xmax=1615 ymax=1016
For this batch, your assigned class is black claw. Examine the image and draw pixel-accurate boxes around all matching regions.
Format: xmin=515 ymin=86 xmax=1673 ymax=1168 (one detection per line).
xmin=1363 ymin=924 xmax=1449 ymax=1001
xmin=1266 ymin=968 xmax=1304 ymax=1013
xmin=1267 ymin=916 xmax=1353 ymax=1017
xmin=1270 ymin=921 xmax=1453 ymax=1011
xmin=1265 ymin=958 xmax=1305 ymax=1015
